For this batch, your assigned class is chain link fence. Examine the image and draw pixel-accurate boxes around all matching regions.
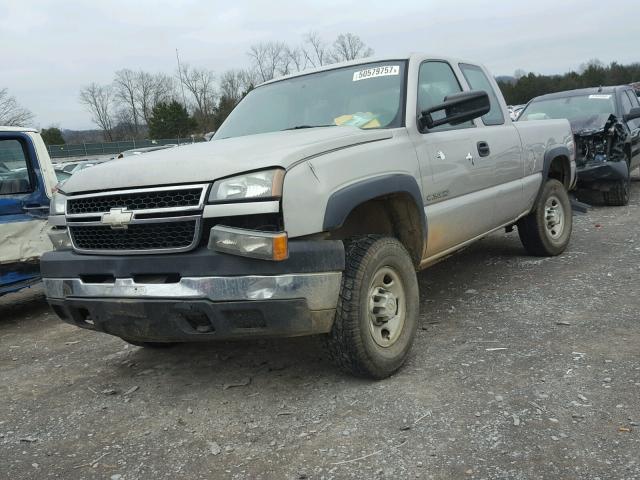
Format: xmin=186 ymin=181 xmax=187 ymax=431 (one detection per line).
xmin=46 ymin=137 xmax=205 ymax=159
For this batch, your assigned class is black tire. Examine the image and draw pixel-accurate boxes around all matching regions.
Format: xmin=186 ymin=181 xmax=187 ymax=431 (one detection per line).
xmin=326 ymin=235 xmax=419 ymax=379
xmin=120 ymin=338 xmax=178 ymax=349
xmin=603 ymin=176 xmax=630 ymax=206
xmin=517 ymin=179 xmax=572 ymax=256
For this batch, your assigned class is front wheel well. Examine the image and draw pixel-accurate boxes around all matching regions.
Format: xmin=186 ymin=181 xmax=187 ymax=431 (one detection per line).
xmin=547 ymin=155 xmax=571 ymax=190
xmin=326 ymin=193 xmax=425 ymax=266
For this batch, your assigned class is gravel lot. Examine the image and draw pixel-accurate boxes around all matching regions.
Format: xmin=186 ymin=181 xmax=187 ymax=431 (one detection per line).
xmin=2 ymin=181 xmax=639 ymax=480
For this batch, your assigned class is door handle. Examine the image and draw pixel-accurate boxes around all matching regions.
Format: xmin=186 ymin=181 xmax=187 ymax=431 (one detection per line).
xmin=22 ymin=204 xmax=50 ymax=216
xmin=477 ymin=141 xmax=490 ymax=157
xmin=22 ymin=204 xmax=49 ymax=210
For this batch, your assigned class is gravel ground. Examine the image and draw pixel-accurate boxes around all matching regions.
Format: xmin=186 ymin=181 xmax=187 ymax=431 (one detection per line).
xmin=1 ymin=181 xmax=639 ymax=480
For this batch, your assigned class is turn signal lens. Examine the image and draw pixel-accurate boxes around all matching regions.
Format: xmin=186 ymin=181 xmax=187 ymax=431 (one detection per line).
xmin=209 ymin=226 xmax=289 ymax=261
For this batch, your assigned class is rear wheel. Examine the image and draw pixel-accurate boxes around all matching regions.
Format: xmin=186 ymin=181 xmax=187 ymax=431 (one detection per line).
xmin=326 ymin=235 xmax=419 ymax=379
xmin=517 ymin=179 xmax=572 ymax=256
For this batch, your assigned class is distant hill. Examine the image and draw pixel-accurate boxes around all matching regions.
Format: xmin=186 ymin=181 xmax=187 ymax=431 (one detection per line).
xmin=61 ymin=129 xmax=106 ymax=144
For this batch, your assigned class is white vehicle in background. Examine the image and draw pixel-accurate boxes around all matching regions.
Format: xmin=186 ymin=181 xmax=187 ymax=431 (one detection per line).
xmin=508 ymin=104 xmax=526 ymax=121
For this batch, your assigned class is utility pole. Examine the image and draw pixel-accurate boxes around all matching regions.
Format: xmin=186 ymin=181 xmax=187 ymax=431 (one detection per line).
xmin=175 ymin=48 xmax=188 ymax=110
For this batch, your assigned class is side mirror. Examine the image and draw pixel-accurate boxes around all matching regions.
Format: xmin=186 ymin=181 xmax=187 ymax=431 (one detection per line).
xmin=419 ymin=90 xmax=491 ymax=131
xmin=623 ymin=107 xmax=640 ymax=122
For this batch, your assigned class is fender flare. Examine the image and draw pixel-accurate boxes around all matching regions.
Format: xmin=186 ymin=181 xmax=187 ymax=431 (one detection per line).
xmin=322 ymin=173 xmax=427 ymax=242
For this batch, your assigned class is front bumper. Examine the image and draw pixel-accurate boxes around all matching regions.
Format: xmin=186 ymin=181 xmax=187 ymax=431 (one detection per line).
xmin=577 ymin=159 xmax=629 ymax=184
xmin=42 ymin=241 xmax=344 ymax=341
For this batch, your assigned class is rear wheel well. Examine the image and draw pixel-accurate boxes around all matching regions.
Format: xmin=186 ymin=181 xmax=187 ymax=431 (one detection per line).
xmin=547 ymin=155 xmax=571 ymax=190
xmin=326 ymin=193 xmax=425 ymax=266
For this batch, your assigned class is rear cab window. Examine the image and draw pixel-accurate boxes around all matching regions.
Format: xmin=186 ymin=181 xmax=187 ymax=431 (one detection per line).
xmin=0 ymin=138 xmax=33 ymax=195
xmin=459 ymin=63 xmax=505 ymax=126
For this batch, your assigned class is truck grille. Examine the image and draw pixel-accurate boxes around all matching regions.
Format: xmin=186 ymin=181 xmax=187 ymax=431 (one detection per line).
xmin=67 ymin=187 xmax=203 ymax=214
xmin=69 ymin=220 xmax=198 ymax=252
xmin=65 ymin=184 xmax=208 ymax=255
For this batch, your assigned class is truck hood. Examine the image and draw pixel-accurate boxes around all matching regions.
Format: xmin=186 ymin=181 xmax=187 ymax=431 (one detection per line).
xmin=62 ymin=127 xmax=393 ymax=194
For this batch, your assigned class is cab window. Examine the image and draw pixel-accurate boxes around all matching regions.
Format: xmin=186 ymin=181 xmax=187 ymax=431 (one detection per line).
xmin=459 ymin=63 xmax=505 ymax=126
xmin=417 ymin=61 xmax=472 ymax=131
xmin=622 ymin=91 xmax=640 ymax=129
xmin=0 ymin=139 xmax=32 ymax=195
xmin=621 ymin=90 xmax=633 ymax=114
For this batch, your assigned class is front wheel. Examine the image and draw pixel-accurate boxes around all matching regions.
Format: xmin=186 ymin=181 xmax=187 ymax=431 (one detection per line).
xmin=326 ymin=235 xmax=419 ymax=379
xmin=603 ymin=176 xmax=630 ymax=206
xmin=517 ymin=179 xmax=572 ymax=256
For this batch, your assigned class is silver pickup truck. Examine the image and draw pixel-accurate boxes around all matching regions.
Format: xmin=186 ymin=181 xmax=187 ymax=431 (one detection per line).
xmin=43 ymin=54 xmax=576 ymax=378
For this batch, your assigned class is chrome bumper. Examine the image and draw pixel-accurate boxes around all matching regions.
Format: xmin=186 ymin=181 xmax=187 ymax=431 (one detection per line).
xmin=43 ymin=272 xmax=342 ymax=311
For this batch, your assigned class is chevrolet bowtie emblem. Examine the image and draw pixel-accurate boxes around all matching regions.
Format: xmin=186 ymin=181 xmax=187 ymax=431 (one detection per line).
xmin=101 ymin=207 xmax=133 ymax=229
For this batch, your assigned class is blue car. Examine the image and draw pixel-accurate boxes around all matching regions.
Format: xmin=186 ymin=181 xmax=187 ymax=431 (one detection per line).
xmin=1 ymin=127 xmax=58 ymax=296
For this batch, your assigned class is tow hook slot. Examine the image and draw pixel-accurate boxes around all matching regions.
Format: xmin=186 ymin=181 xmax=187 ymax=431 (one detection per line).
xmin=174 ymin=305 xmax=215 ymax=333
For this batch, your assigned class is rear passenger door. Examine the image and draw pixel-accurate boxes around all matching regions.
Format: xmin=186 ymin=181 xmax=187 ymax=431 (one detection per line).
xmin=458 ymin=63 xmax=526 ymax=226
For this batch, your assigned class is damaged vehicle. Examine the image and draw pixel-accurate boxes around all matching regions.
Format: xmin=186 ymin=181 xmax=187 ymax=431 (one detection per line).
xmin=0 ymin=127 xmax=57 ymax=296
xmin=519 ymin=86 xmax=640 ymax=205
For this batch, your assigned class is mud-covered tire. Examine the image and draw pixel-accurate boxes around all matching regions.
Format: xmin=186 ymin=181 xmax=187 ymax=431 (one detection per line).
xmin=326 ymin=235 xmax=419 ymax=379
xmin=517 ymin=179 xmax=572 ymax=256
xmin=120 ymin=338 xmax=178 ymax=349
xmin=603 ymin=176 xmax=630 ymax=206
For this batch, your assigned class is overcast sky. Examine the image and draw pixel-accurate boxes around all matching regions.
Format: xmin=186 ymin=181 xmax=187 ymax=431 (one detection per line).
xmin=2 ymin=0 xmax=638 ymax=130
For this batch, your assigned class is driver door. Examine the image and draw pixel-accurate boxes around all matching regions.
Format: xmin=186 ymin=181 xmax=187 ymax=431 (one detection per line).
xmin=0 ymin=134 xmax=52 ymax=292
xmin=412 ymin=61 xmax=496 ymax=258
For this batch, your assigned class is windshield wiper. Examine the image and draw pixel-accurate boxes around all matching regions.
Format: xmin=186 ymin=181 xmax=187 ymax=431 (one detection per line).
xmin=281 ymin=124 xmax=336 ymax=131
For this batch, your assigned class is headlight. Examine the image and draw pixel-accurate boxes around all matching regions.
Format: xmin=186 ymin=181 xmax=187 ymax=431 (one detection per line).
xmin=50 ymin=192 xmax=66 ymax=215
xmin=209 ymin=169 xmax=284 ymax=203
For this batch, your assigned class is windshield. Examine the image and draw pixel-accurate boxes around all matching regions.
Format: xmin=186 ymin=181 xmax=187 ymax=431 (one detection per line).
xmin=519 ymin=94 xmax=618 ymax=128
xmin=215 ymin=61 xmax=407 ymax=140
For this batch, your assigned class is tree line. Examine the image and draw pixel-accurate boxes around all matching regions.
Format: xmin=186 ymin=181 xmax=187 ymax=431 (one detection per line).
xmin=498 ymin=60 xmax=640 ymax=105
xmin=79 ymin=32 xmax=374 ymax=141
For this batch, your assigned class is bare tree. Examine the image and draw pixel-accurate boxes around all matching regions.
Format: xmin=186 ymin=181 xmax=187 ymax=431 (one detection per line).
xmin=114 ymin=69 xmax=140 ymax=136
xmin=285 ymin=46 xmax=307 ymax=73
xmin=331 ymin=33 xmax=374 ymax=62
xmin=302 ymin=31 xmax=329 ymax=68
xmin=152 ymin=73 xmax=175 ymax=107
xmin=0 ymin=88 xmax=34 ymax=126
xmin=247 ymin=41 xmax=288 ymax=82
xmin=79 ymin=83 xmax=115 ymax=141
xmin=513 ymin=69 xmax=527 ymax=80
xmin=134 ymin=71 xmax=156 ymax=125
xmin=218 ymin=69 xmax=253 ymax=104
xmin=178 ymin=64 xmax=217 ymax=131
xmin=134 ymin=71 xmax=175 ymax=125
